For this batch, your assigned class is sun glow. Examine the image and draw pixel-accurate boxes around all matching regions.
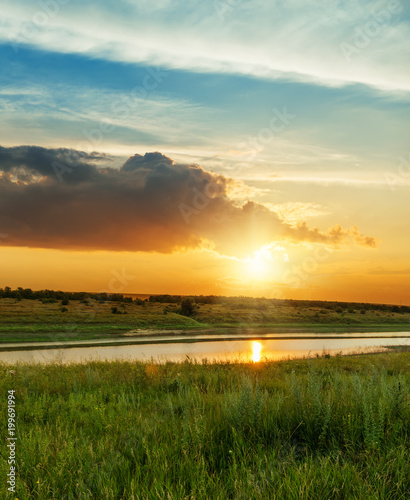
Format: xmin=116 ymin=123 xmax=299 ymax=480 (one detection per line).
xmin=243 ymin=243 xmax=289 ymax=281
xmin=248 ymin=256 xmax=267 ymax=275
xmin=251 ymin=341 xmax=262 ymax=362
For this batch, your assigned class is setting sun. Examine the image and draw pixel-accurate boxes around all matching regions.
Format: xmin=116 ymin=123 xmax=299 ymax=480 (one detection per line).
xmin=242 ymin=244 xmax=288 ymax=282
xmin=248 ymin=254 xmax=269 ymax=276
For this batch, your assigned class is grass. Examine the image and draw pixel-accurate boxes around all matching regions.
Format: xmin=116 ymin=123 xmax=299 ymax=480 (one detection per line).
xmin=1 ymin=298 xmax=409 ymax=344
xmin=0 ymin=352 xmax=409 ymax=499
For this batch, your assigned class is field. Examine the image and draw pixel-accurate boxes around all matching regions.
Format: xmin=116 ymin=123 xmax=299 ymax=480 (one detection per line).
xmin=0 ymin=352 xmax=409 ymax=499
xmin=1 ymin=297 xmax=410 ymax=344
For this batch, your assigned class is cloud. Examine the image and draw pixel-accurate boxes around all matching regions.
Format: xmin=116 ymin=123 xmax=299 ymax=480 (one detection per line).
xmin=0 ymin=145 xmax=107 ymax=183
xmin=285 ymin=222 xmax=377 ymax=248
xmin=0 ymin=146 xmax=377 ymax=255
xmin=1 ymin=0 xmax=409 ymax=92
xmin=267 ymin=201 xmax=331 ymax=225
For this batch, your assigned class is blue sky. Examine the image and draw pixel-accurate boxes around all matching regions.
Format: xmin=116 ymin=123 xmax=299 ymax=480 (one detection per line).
xmin=1 ymin=0 xmax=409 ymax=171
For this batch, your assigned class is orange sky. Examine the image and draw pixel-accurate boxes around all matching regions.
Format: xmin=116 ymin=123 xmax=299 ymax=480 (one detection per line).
xmin=2 ymin=243 xmax=410 ymax=305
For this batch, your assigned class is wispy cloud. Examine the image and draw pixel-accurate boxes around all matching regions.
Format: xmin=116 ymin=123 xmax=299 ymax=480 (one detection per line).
xmin=267 ymin=202 xmax=331 ymax=225
xmin=1 ymin=0 xmax=409 ymax=91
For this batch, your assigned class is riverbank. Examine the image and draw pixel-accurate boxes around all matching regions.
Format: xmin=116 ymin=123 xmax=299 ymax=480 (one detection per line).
xmin=1 ymin=351 xmax=408 ymax=498
xmin=1 ymin=298 xmax=410 ymax=344
xmin=1 ymin=332 xmax=409 ymax=353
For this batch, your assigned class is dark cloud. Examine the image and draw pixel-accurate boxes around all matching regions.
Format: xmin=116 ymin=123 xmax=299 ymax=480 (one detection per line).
xmin=122 ymin=152 xmax=174 ymax=172
xmin=0 ymin=145 xmax=377 ymax=255
xmin=0 ymin=145 xmax=107 ymax=183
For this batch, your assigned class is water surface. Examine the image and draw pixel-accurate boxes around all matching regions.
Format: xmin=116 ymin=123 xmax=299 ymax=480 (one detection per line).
xmin=0 ymin=336 xmax=408 ymax=364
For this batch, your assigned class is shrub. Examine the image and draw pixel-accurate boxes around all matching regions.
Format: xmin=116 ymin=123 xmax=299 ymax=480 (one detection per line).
xmin=111 ymin=306 xmax=126 ymax=315
xmin=41 ymin=298 xmax=57 ymax=304
xmin=179 ymin=297 xmax=197 ymax=317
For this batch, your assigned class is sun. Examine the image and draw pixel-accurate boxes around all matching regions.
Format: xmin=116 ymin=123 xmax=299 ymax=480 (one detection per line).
xmin=241 ymin=243 xmax=289 ymax=282
xmin=243 ymin=244 xmax=277 ymax=279
xmin=248 ymin=253 xmax=268 ymax=276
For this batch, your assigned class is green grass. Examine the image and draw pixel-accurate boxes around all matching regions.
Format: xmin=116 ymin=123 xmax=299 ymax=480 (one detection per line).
xmin=1 ymin=298 xmax=409 ymax=344
xmin=0 ymin=352 xmax=409 ymax=499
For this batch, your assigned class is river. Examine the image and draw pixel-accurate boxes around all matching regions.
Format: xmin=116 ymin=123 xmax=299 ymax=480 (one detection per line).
xmin=0 ymin=332 xmax=408 ymax=364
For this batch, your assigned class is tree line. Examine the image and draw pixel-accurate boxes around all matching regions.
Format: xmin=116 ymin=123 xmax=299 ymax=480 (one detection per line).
xmin=0 ymin=287 xmax=134 ymax=303
xmin=1 ymin=287 xmax=409 ymax=313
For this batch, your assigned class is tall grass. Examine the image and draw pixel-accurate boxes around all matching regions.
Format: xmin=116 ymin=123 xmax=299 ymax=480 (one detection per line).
xmin=1 ymin=352 xmax=409 ymax=499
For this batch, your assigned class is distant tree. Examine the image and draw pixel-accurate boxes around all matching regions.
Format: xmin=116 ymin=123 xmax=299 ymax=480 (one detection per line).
xmin=62 ymin=299 xmax=69 ymax=306
xmin=179 ymin=297 xmax=197 ymax=317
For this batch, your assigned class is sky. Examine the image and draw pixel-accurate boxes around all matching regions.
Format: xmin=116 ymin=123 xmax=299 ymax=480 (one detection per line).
xmin=0 ymin=0 xmax=409 ymax=304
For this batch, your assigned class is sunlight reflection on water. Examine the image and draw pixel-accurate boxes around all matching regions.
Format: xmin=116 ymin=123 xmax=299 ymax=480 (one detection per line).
xmin=252 ymin=341 xmax=262 ymax=362
xmin=0 ymin=337 xmax=408 ymax=364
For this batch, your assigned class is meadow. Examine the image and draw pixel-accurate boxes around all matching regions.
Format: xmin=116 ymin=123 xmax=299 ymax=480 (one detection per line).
xmin=1 ymin=296 xmax=410 ymax=344
xmin=0 ymin=351 xmax=408 ymax=499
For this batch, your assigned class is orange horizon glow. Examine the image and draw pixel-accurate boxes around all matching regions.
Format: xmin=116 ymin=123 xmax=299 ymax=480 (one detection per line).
xmin=1 ymin=246 xmax=410 ymax=306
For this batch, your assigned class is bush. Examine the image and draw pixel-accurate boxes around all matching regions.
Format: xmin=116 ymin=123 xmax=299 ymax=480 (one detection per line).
xmin=41 ymin=298 xmax=57 ymax=304
xmin=111 ymin=306 xmax=126 ymax=315
xmin=60 ymin=307 xmax=68 ymax=313
xmin=61 ymin=299 xmax=69 ymax=306
xmin=179 ymin=297 xmax=197 ymax=317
